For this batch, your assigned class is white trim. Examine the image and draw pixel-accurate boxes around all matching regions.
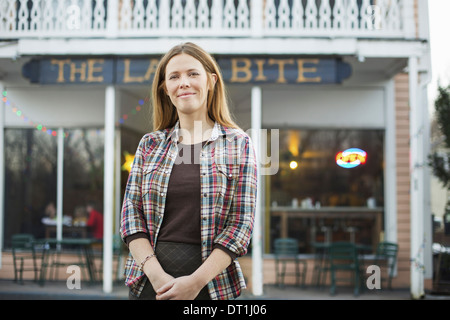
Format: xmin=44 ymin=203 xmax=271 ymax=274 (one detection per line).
xmin=114 ymin=89 xmax=122 ymax=235
xmin=251 ymin=86 xmax=263 ymax=296
xmin=417 ymin=0 xmax=431 ymax=41
xmin=12 ymin=38 xmax=427 ymax=57
xmin=419 ymin=49 xmax=433 ymax=280
xmin=251 ymin=0 xmax=263 ymax=38
xmin=115 ymin=130 xmax=121 ymax=234
xmin=0 ymin=82 xmax=4 ymax=268
xmin=409 ymin=56 xmax=425 ymax=299
xmin=56 ymin=127 xmax=64 ymax=242
xmin=103 ymin=86 xmax=115 ymax=294
xmin=106 ymin=0 xmax=119 ymax=39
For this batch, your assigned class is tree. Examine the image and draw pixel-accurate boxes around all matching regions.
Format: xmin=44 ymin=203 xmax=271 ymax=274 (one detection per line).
xmin=429 ymin=85 xmax=450 ymax=234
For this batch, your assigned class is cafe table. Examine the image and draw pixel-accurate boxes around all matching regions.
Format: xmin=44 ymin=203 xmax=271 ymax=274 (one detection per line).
xmin=38 ymin=238 xmax=98 ymax=285
xmin=44 ymin=225 xmax=88 ymax=238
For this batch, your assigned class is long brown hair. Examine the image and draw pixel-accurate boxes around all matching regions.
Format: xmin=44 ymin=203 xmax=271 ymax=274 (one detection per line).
xmin=151 ymin=42 xmax=239 ymax=131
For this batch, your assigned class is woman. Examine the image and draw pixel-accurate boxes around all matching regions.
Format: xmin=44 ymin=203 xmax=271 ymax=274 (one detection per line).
xmin=120 ymin=42 xmax=257 ymax=300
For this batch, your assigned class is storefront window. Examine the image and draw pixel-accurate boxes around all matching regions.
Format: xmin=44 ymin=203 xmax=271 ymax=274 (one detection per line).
xmin=62 ymin=128 xmax=104 ymax=239
xmin=268 ymin=129 xmax=384 ymax=253
xmin=3 ymin=127 xmax=105 ymax=246
xmin=4 ymin=128 xmax=58 ymax=245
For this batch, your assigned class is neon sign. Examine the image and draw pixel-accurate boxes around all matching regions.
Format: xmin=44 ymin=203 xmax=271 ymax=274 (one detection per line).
xmin=336 ymin=148 xmax=367 ymax=169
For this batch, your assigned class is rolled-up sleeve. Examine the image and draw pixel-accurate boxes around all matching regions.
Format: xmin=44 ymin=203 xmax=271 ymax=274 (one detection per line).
xmin=213 ymin=136 xmax=258 ymax=257
xmin=120 ymin=135 xmax=150 ymax=242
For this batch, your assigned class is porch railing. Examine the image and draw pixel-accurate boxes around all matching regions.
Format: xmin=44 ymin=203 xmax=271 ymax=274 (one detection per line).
xmin=0 ymin=0 xmax=416 ymax=39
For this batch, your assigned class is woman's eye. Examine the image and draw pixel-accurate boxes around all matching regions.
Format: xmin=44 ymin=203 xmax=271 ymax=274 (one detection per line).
xmin=169 ymin=75 xmax=178 ymax=80
xmin=189 ymin=72 xmax=200 ymax=77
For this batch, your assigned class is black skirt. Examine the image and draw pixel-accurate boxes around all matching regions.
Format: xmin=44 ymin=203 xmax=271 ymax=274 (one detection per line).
xmin=129 ymin=241 xmax=211 ymax=300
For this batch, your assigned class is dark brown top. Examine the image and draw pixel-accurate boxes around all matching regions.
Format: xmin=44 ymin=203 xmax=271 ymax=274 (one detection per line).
xmin=125 ymin=141 xmax=236 ymax=260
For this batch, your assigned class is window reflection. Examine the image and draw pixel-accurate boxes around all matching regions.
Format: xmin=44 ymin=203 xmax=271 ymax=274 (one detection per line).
xmin=270 ymin=129 xmax=384 ymax=208
xmin=268 ymin=129 xmax=385 ymax=253
xmin=4 ymin=128 xmax=57 ymax=244
xmin=63 ymin=128 xmax=104 ymax=239
xmin=4 ymin=128 xmax=105 ymax=245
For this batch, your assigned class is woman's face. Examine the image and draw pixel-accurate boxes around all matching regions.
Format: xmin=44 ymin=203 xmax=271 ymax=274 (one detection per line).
xmin=164 ymin=53 xmax=216 ymax=119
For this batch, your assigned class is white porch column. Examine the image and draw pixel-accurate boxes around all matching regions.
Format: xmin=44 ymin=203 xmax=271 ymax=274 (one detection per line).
xmin=251 ymin=86 xmax=263 ymax=296
xmin=103 ymin=86 xmax=116 ymax=293
xmin=56 ymin=127 xmax=64 ymax=242
xmin=0 ymin=83 xmax=5 ymax=268
xmin=409 ymin=56 xmax=425 ymax=299
xmin=384 ymin=80 xmax=397 ymax=244
xmin=115 ymin=130 xmax=121 ymax=234
xmin=418 ymin=0 xmax=433 ymax=281
xmin=421 ymin=60 xmax=433 ymax=281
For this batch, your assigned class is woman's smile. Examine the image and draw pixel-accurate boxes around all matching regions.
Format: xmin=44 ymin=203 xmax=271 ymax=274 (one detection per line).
xmin=177 ymin=92 xmax=196 ymax=98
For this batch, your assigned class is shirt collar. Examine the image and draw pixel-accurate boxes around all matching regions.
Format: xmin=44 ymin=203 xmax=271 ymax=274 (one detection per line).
xmin=165 ymin=120 xmax=231 ymax=143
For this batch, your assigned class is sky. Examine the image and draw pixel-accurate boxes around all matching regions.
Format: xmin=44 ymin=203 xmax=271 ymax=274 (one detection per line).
xmin=427 ymin=0 xmax=450 ymax=113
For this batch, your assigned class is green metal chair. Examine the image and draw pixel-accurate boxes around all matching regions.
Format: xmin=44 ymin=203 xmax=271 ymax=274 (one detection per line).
xmin=94 ymin=234 xmax=127 ymax=282
xmin=311 ymin=241 xmax=331 ymax=289
xmin=328 ymin=241 xmax=361 ymax=296
xmin=113 ymin=234 xmax=127 ymax=282
xmin=274 ymin=238 xmax=307 ymax=288
xmin=374 ymin=241 xmax=399 ymax=290
xmin=11 ymin=234 xmax=47 ymax=284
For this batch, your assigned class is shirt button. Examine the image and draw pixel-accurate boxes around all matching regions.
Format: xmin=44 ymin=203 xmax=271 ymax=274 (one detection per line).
xmin=203 ymin=193 xmax=208 ymax=197
xmin=160 ymin=192 xmax=165 ymax=197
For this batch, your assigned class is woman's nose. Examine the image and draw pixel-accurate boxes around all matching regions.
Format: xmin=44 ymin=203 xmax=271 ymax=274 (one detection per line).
xmin=179 ymin=74 xmax=190 ymax=88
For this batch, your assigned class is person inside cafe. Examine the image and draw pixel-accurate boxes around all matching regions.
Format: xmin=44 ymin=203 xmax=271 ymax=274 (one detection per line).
xmin=73 ymin=205 xmax=88 ymax=226
xmin=41 ymin=201 xmax=57 ymax=225
xmin=86 ymin=202 xmax=103 ymax=240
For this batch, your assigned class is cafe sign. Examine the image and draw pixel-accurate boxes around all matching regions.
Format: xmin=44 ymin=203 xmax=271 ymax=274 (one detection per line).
xmin=22 ymin=57 xmax=352 ymax=85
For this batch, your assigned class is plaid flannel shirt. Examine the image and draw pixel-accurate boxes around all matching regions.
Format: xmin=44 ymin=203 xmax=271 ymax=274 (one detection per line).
xmin=120 ymin=121 xmax=257 ymax=300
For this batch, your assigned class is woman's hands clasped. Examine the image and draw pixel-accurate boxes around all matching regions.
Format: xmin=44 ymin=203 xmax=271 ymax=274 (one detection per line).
xmin=155 ymin=275 xmax=203 ymax=300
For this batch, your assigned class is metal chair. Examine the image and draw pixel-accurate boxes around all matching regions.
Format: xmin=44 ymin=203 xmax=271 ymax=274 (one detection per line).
xmin=113 ymin=234 xmax=127 ymax=282
xmin=374 ymin=241 xmax=399 ymax=290
xmin=328 ymin=241 xmax=361 ymax=296
xmin=274 ymin=238 xmax=307 ymax=288
xmin=311 ymin=241 xmax=330 ymax=289
xmin=92 ymin=234 xmax=127 ymax=282
xmin=11 ymin=234 xmax=47 ymax=284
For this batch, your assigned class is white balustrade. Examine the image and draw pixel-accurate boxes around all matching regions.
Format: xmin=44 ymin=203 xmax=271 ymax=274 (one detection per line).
xmin=0 ymin=0 xmax=415 ymax=39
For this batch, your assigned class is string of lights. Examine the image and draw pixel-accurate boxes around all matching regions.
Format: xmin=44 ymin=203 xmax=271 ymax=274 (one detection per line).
xmin=117 ymin=96 xmax=149 ymax=126
xmin=2 ymin=90 xmax=64 ymax=137
xmin=2 ymin=91 xmax=148 ymax=137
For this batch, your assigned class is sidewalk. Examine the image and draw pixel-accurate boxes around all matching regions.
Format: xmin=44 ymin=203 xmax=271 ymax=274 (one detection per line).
xmin=1 ymin=279 xmax=449 ymax=300
xmin=0 ymin=279 xmax=128 ymax=300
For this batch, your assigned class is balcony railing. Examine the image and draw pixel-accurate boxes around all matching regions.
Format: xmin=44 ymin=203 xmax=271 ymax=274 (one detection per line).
xmin=0 ymin=0 xmax=416 ymax=39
